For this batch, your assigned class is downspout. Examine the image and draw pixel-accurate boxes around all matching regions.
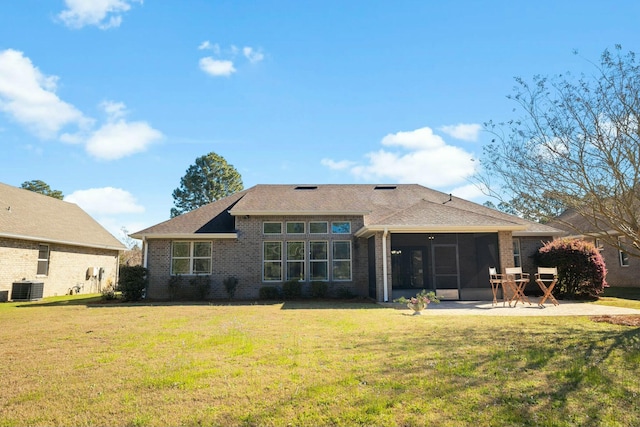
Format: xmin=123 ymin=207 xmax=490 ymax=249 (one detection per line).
xmin=142 ymin=237 xmax=148 ymax=269
xmin=382 ymin=228 xmax=389 ymax=302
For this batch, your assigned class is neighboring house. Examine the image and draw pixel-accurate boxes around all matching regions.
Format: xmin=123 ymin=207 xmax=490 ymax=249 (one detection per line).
xmin=0 ymin=182 xmax=126 ymax=301
xmin=549 ymin=209 xmax=640 ymax=287
xmin=131 ymin=184 xmax=563 ymax=302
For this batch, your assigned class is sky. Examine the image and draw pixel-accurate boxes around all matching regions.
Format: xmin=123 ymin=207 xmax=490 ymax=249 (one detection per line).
xmin=1 ymin=1 xmax=640 ymax=246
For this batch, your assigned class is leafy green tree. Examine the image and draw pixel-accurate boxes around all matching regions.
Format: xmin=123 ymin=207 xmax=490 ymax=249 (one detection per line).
xmin=170 ymin=152 xmax=243 ymax=217
xmin=21 ymin=180 xmax=64 ymax=200
xmin=477 ymin=45 xmax=640 ymax=257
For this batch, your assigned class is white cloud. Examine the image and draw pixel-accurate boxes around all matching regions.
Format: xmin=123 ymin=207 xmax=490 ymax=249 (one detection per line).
xmin=57 ymin=0 xmax=142 ymax=29
xmin=448 ymin=183 xmax=486 ymax=201
xmin=199 ymin=57 xmax=236 ymax=77
xmin=323 ymin=126 xmax=477 ymax=188
xmin=0 ymin=49 xmax=89 ymax=138
xmin=65 ymin=187 xmax=144 ymax=215
xmin=439 ymin=123 xmax=482 ymax=141
xmin=86 ymin=118 xmax=163 ymax=160
xmin=243 ymin=47 xmax=264 ymax=64
xmin=320 ymin=158 xmax=356 ymax=170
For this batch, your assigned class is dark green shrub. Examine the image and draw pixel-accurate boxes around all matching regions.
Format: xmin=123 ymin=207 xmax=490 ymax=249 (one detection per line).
xmin=310 ymin=281 xmax=329 ymax=298
xmin=223 ymin=276 xmax=239 ymax=300
xmin=259 ymin=286 xmax=281 ymax=300
xmin=535 ymin=238 xmax=607 ymax=299
xmin=168 ymin=275 xmax=183 ymax=300
xmin=118 ymin=265 xmax=148 ymax=302
xmin=189 ymin=275 xmax=211 ymax=300
xmin=282 ymin=279 xmax=302 ymax=300
xmin=335 ymin=286 xmax=355 ymax=299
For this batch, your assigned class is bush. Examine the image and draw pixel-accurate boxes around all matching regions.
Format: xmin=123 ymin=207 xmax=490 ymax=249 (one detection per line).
xmin=310 ymin=281 xmax=329 ymax=298
xmin=282 ymin=279 xmax=302 ymax=300
xmin=189 ymin=275 xmax=211 ymax=300
xmin=168 ymin=275 xmax=183 ymax=300
xmin=335 ymin=286 xmax=355 ymax=299
xmin=259 ymin=286 xmax=281 ymax=300
xmin=535 ymin=238 xmax=608 ymax=299
xmin=223 ymin=276 xmax=239 ymax=300
xmin=118 ymin=265 xmax=148 ymax=302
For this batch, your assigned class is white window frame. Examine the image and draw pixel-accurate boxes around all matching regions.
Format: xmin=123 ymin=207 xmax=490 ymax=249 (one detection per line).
xmin=286 ymin=241 xmax=306 ymax=281
xmin=512 ymin=238 xmax=521 ymax=268
xmin=263 ymin=241 xmax=283 ymax=281
xmin=309 ymin=221 xmax=329 ymax=234
xmin=332 ymin=240 xmax=352 ymax=281
xmin=331 ymin=221 xmax=351 ymax=234
xmin=309 ymin=241 xmax=329 ymax=281
xmin=263 ymin=222 xmax=282 ymax=235
xmin=619 ymin=237 xmax=630 ymax=267
xmin=36 ymin=244 xmax=49 ymax=276
xmin=286 ymin=221 xmax=305 ymax=234
xmin=171 ymin=241 xmax=212 ymax=275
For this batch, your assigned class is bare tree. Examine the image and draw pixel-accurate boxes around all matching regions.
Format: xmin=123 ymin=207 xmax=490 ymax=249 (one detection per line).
xmin=478 ymin=45 xmax=640 ymax=257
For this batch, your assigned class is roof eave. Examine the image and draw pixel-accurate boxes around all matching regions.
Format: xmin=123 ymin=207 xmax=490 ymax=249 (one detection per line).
xmin=229 ymin=210 xmax=369 ymax=216
xmin=354 ymin=224 xmax=529 ymax=238
xmin=130 ymin=232 xmax=239 ymax=240
xmin=0 ymin=232 xmax=125 ymax=251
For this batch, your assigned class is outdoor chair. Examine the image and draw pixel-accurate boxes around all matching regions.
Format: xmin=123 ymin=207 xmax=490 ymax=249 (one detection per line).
xmin=488 ymin=267 xmax=505 ymax=306
xmin=535 ymin=267 xmax=560 ymax=307
xmin=504 ymin=267 xmax=532 ymax=306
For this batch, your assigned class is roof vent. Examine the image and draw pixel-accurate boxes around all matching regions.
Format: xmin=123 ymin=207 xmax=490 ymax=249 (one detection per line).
xmin=374 ymin=185 xmax=397 ymax=190
xmin=294 ymin=185 xmax=318 ymax=190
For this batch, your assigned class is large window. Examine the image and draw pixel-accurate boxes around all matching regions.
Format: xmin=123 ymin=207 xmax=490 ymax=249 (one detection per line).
xmin=310 ymin=241 xmax=329 ymax=281
xmin=263 ymin=241 xmax=283 ymax=281
xmin=332 ymin=241 xmax=352 ymax=280
xmin=171 ymin=242 xmax=212 ymax=275
xmin=37 ymin=244 xmax=49 ymax=276
xmin=286 ymin=241 xmax=305 ymax=280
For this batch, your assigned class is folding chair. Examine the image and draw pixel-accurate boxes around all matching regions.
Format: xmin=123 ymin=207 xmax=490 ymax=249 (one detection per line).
xmin=504 ymin=267 xmax=532 ymax=307
xmin=488 ymin=267 xmax=505 ymax=306
xmin=535 ymin=267 xmax=559 ymax=307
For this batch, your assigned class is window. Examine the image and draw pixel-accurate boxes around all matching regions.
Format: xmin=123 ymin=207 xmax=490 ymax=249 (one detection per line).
xmin=619 ymin=237 xmax=630 ymax=267
xmin=309 ymin=221 xmax=328 ymax=234
xmin=286 ymin=222 xmax=305 ymax=234
xmin=512 ymin=239 xmax=521 ymax=268
xmin=310 ymin=241 xmax=329 ymax=281
xmin=37 ymin=244 xmax=49 ymax=276
xmin=263 ymin=241 xmax=283 ymax=281
xmin=332 ymin=241 xmax=352 ymax=280
xmin=263 ymin=222 xmax=282 ymax=234
xmin=171 ymin=242 xmax=212 ymax=275
xmin=331 ymin=221 xmax=351 ymax=234
xmin=286 ymin=241 xmax=305 ymax=281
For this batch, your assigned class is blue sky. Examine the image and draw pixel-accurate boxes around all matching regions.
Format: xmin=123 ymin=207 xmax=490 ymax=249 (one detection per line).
xmin=1 ymin=1 xmax=639 ymax=245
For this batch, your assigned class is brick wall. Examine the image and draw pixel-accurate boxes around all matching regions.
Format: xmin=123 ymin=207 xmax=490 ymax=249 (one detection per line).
xmin=0 ymin=237 xmax=120 ymax=299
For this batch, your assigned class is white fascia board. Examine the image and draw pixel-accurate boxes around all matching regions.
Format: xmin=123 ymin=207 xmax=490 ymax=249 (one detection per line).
xmin=0 ymin=232 xmax=125 ymax=251
xmin=355 ymin=224 xmax=528 ymax=238
xmin=229 ymin=210 xmax=370 ymax=216
xmin=129 ymin=233 xmax=238 ymax=240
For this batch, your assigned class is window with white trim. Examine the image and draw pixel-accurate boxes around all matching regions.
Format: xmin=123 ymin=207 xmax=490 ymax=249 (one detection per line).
xmin=263 ymin=222 xmax=282 ymax=234
xmin=37 ymin=244 xmax=49 ymax=276
xmin=310 ymin=241 xmax=329 ymax=281
xmin=286 ymin=241 xmax=305 ymax=281
xmin=309 ymin=221 xmax=328 ymax=234
xmin=332 ymin=241 xmax=352 ymax=280
xmin=619 ymin=237 xmax=630 ymax=267
xmin=286 ymin=221 xmax=305 ymax=234
xmin=331 ymin=221 xmax=351 ymax=234
xmin=513 ymin=238 xmax=521 ymax=268
xmin=171 ymin=242 xmax=212 ymax=275
xmin=263 ymin=241 xmax=283 ymax=281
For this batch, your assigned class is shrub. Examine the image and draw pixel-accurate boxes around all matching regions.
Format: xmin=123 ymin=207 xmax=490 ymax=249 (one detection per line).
xmin=168 ymin=275 xmax=183 ymax=300
xmin=189 ymin=275 xmax=211 ymax=300
xmin=259 ymin=286 xmax=281 ymax=300
xmin=310 ymin=281 xmax=329 ymax=298
xmin=223 ymin=276 xmax=239 ymax=300
xmin=118 ymin=265 xmax=148 ymax=302
xmin=535 ymin=238 xmax=608 ymax=299
xmin=282 ymin=279 xmax=302 ymax=300
xmin=335 ymin=286 xmax=355 ymax=299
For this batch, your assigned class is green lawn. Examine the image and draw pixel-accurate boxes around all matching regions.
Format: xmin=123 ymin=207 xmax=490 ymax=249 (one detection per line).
xmin=0 ymin=293 xmax=639 ymax=426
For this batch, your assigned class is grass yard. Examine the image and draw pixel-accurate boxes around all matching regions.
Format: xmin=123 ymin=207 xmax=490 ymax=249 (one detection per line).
xmin=1 ymin=294 xmax=640 ymax=426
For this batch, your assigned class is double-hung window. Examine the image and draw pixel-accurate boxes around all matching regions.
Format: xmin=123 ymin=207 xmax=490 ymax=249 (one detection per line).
xmin=171 ymin=242 xmax=212 ymax=275
xmin=286 ymin=241 xmax=305 ymax=281
xmin=309 ymin=241 xmax=328 ymax=281
xmin=37 ymin=244 xmax=49 ymax=276
xmin=619 ymin=237 xmax=630 ymax=267
xmin=332 ymin=241 xmax=352 ymax=280
xmin=263 ymin=241 xmax=283 ymax=281
xmin=512 ymin=239 xmax=521 ymax=268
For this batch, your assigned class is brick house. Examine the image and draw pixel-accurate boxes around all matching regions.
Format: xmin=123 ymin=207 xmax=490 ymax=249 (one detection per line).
xmin=131 ymin=184 xmax=563 ymax=301
xmin=0 ymin=182 xmax=126 ymax=301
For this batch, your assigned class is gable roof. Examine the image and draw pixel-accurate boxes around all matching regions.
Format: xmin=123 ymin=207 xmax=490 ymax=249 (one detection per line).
xmin=131 ymin=184 xmax=563 ymax=239
xmin=0 ymin=182 xmax=126 ymax=251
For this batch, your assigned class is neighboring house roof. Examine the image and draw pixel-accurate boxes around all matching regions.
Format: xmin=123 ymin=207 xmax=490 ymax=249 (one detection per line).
xmin=131 ymin=184 xmax=563 ymax=239
xmin=0 ymin=182 xmax=126 ymax=251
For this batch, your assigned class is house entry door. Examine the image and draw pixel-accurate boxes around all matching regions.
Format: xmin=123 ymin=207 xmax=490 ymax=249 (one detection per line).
xmin=432 ymin=244 xmax=460 ymax=298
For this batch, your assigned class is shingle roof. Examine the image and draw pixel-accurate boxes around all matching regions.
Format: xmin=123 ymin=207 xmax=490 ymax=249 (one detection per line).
xmin=132 ymin=184 xmax=562 ymax=238
xmin=0 ymin=182 xmax=126 ymax=251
